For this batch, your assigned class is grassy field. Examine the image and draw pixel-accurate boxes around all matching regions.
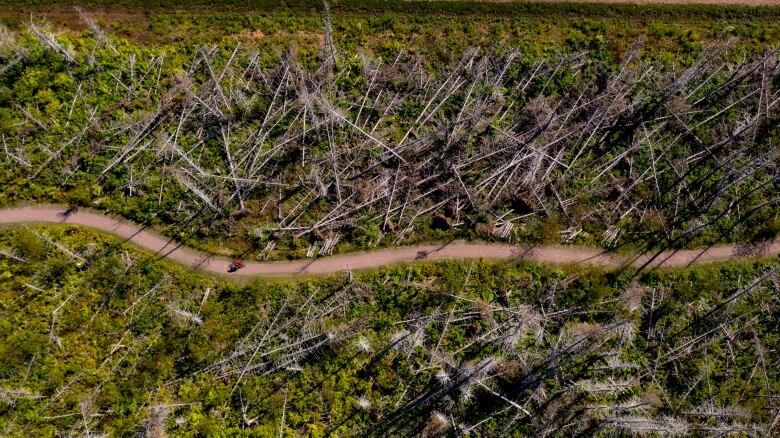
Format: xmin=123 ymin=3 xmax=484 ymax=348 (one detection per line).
xmin=1 ymin=1 xmax=780 ymax=52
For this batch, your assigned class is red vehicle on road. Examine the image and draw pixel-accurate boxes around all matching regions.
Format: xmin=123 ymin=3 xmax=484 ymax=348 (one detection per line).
xmin=228 ymin=258 xmax=245 ymax=273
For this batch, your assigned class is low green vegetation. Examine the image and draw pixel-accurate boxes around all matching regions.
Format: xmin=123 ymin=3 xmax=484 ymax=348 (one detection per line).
xmin=3 ymin=1 xmax=780 ymax=58
xmin=1 ymin=225 xmax=778 ymax=435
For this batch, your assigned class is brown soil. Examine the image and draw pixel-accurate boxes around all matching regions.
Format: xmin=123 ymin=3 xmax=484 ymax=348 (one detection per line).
xmin=498 ymin=0 xmax=780 ymax=4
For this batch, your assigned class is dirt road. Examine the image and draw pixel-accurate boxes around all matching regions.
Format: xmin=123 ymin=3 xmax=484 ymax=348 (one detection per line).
xmin=1 ymin=205 xmax=778 ymax=277
xmin=529 ymin=0 xmax=780 ymax=4
xmin=481 ymin=0 xmax=780 ymax=4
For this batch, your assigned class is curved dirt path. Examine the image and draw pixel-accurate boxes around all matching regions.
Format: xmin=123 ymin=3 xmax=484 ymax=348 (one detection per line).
xmin=1 ymin=205 xmax=778 ymax=277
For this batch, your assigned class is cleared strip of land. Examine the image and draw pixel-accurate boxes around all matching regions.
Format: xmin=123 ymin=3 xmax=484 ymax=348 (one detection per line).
xmin=490 ymin=0 xmax=780 ymax=4
xmin=1 ymin=205 xmax=778 ymax=276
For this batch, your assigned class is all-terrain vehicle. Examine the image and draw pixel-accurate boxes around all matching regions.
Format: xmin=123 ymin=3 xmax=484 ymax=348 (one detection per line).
xmin=228 ymin=258 xmax=245 ymax=273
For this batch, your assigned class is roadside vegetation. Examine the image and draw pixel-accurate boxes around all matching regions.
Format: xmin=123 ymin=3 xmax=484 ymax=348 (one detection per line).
xmin=1 ymin=225 xmax=778 ymax=435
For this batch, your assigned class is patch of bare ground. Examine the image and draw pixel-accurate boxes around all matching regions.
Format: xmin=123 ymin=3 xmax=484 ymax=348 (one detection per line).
xmin=482 ymin=0 xmax=780 ymax=5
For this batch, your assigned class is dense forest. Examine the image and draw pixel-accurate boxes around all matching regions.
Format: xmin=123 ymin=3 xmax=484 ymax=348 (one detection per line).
xmin=1 ymin=2 xmax=780 ymax=436
xmin=1 ymin=225 xmax=778 ymax=436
